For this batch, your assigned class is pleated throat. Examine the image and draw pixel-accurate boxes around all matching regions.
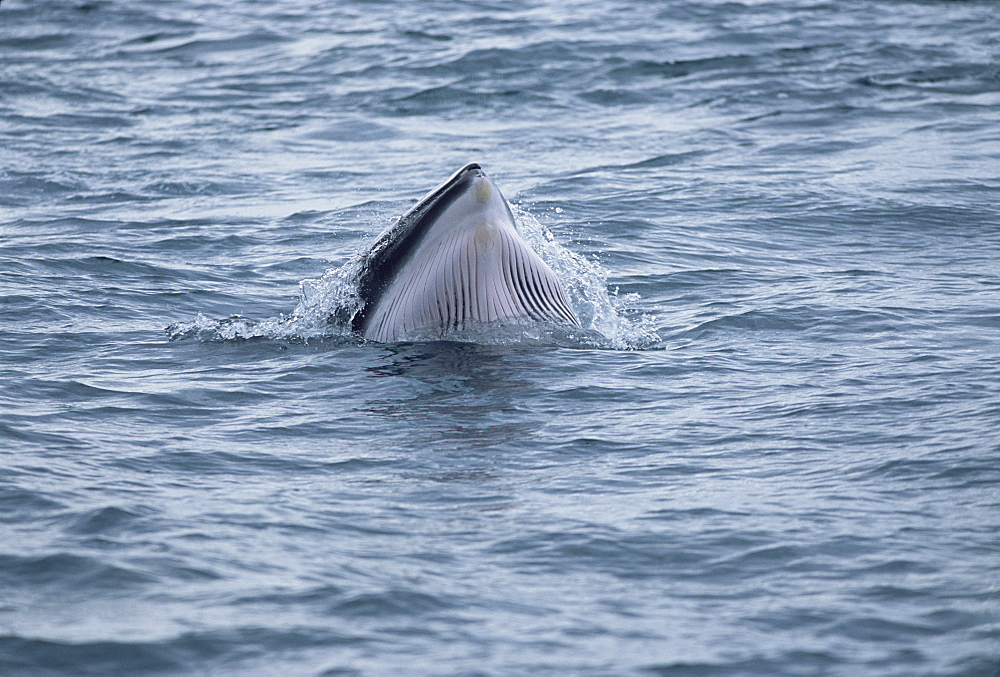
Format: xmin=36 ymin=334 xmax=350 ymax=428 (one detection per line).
xmin=361 ymin=219 xmax=578 ymax=343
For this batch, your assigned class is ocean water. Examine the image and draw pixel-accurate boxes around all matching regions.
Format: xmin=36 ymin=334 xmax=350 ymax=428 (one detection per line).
xmin=2 ymin=0 xmax=999 ymax=674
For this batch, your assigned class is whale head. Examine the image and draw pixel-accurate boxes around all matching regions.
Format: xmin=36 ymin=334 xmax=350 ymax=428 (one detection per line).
xmin=351 ymin=164 xmax=579 ymax=343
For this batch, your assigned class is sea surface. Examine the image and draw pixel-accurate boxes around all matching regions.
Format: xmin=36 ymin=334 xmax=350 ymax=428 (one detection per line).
xmin=2 ymin=0 xmax=999 ymax=675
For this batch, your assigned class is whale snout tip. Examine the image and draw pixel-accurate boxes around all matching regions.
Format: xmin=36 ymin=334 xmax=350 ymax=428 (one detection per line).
xmin=454 ymin=162 xmax=483 ymax=179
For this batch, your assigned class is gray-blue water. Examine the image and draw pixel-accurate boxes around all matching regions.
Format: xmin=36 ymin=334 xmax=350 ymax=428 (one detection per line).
xmin=2 ymin=1 xmax=999 ymax=674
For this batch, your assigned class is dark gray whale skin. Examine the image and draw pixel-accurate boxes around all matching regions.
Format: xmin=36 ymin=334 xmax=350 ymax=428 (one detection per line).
xmin=350 ymin=163 xmax=484 ymax=337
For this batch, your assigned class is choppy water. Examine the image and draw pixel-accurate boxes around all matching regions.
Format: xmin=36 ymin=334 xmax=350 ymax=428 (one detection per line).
xmin=2 ymin=0 xmax=999 ymax=675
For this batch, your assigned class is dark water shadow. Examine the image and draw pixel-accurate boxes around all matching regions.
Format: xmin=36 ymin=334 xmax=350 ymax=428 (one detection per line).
xmin=357 ymin=341 xmax=547 ymax=452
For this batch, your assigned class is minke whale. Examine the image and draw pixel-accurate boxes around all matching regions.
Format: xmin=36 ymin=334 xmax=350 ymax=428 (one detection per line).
xmin=350 ymin=163 xmax=579 ymax=342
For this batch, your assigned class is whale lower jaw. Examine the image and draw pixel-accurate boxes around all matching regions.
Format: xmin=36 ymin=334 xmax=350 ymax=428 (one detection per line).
xmin=353 ymin=165 xmax=579 ymax=343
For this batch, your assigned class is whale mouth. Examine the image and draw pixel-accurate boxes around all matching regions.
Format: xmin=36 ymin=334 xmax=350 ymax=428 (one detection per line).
xmin=350 ymin=164 xmax=580 ymax=343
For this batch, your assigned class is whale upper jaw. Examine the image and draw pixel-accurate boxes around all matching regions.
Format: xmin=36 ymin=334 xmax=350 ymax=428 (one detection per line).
xmin=352 ymin=164 xmax=579 ymax=343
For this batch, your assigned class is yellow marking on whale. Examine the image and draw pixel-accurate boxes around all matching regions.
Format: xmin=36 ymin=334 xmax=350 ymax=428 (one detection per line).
xmin=475 ymin=178 xmax=492 ymax=203
xmin=474 ymin=220 xmax=500 ymax=253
